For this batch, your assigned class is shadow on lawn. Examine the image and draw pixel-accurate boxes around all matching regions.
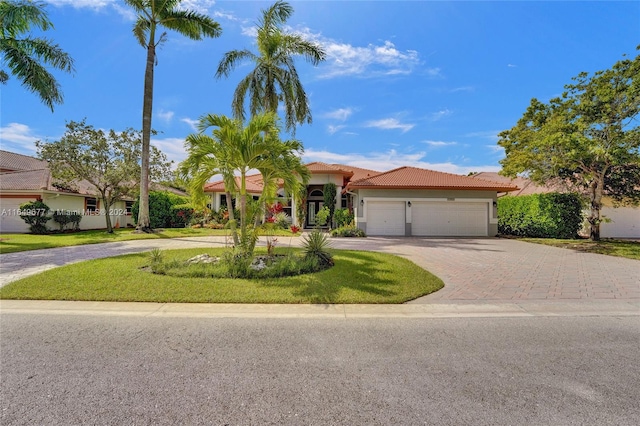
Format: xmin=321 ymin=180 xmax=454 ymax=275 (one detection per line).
xmin=259 ymin=251 xmax=398 ymax=304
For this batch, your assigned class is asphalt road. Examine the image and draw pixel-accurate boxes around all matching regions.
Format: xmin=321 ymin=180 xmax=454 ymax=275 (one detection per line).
xmin=1 ymin=314 xmax=639 ymax=425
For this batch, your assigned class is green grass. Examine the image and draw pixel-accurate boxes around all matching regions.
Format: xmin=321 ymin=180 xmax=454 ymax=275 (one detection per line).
xmin=0 ymin=248 xmax=444 ymax=304
xmin=0 ymin=227 xmax=297 ymax=254
xmin=521 ymin=238 xmax=640 ymax=260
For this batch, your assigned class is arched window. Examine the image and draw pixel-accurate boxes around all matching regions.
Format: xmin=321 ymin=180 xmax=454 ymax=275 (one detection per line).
xmin=309 ymin=189 xmax=323 ymax=197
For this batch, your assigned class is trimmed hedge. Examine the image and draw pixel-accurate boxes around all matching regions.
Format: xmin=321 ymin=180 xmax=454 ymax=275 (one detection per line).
xmin=132 ymin=191 xmax=190 ymax=229
xmin=498 ymin=193 xmax=583 ymax=239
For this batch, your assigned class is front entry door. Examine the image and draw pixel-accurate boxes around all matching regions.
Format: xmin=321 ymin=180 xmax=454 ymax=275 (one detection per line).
xmin=307 ymin=201 xmax=324 ymax=227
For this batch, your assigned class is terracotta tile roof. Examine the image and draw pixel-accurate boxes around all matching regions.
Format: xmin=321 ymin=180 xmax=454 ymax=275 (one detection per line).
xmin=348 ymin=166 xmax=520 ymax=191
xmin=0 ymin=150 xmax=47 ymax=172
xmin=330 ymin=164 xmax=381 ymax=182
xmin=0 ymin=169 xmax=51 ymax=190
xmin=471 ymin=172 xmax=553 ymax=196
xmin=204 ymin=174 xmax=264 ymax=194
xmin=305 ymin=162 xmax=354 ymax=177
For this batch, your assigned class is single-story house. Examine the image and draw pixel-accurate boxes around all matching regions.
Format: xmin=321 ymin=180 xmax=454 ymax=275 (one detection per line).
xmin=472 ymin=172 xmax=640 ymax=239
xmin=0 ymin=150 xmax=182 ymax=233
xmin=204 ymin=162 xmax=519 ymax=237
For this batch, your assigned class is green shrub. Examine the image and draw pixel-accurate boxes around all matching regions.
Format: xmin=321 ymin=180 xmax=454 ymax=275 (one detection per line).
xmin=52 ymin=211 xmax=82 ymax=231
xmin=330 ymin=226 xmax=366 ymax=238
xmin=131 ymin=191 xmax=190 ymax=228
xmin=301 ymin=229 xmax=333 ymax=266
xmin=334 ymin=208 xmax=354 ymax=228
xmin=498 ymin=193 xmax=583 ymax=238
xmin=323 ymin=183 xmax=337 ymax=225
xmin=314 ymin=206 xmax=330 ymax=227
xmin=19 ymin=200 xmax=51 ymax=234
xmin=170 ymin=204 xmax=194 ymax=228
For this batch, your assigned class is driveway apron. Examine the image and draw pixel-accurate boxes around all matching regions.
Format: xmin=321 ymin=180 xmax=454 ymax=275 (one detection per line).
xmin=1 ymin=236 xmax=638 ymax=302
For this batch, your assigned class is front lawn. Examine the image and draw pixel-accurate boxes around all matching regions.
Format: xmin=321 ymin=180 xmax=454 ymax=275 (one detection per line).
xmin=0 ymin=248 xmax=444 ymax=304
xmin=522 ymin=238 xmax=640 ymax=260
xmin=0 ymin=227 xmax=296 ymax=254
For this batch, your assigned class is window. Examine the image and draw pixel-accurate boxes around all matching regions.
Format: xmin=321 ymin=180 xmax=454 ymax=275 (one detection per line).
xmin=85 ymin=197 xmax=99 ymax=213
xmin=125 ymin=201 xmax=134 ymax=215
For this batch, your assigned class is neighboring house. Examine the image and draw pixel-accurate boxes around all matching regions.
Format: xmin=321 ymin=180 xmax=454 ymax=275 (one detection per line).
xmin=0 ymin=150 xmax=136 ymax=233
xmin=204 ymin=162 xmax=519 ymax=236
xmin=472 ymin=172 xmax=640 ymax=239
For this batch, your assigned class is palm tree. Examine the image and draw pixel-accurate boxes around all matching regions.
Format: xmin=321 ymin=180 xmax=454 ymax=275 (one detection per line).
xmin=179 ymin=112 xmax=308 ymax=254
xmin=0 ymin=0 xmax=74 ymax=111
xmin=216 ymin=0 xmax=325 ymax=134
xmin=124 ymin=0 xmax=221 ymax=232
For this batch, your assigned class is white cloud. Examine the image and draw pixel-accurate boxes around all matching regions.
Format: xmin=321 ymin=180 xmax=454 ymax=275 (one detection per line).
xmin=429 ymin=108 xmax=452 ymax=121
xmin=151 ymin=137 xmax=188 ymax=168
xmin=47 ymin=0 xmax=112 ymax=9
xmin=157 ymin=110 xmax=174 ymax=124
xmin=181 ymin=118 xmax=199 ymax=131
xmin=327 ymin=125 xmax=345 ymax=135
xmin=450 ymin=86 xmax=475 ymax=93
xmin=423 ymin=140 xmax=458 ymax=147
xmin=486 ymin=145 xmax=505 ymax=154
xmin=508 ymin=64 xmax=517 ymax=68
xmin=241 ymin=26 xmax=258 ymax=38
xmin=465 ymin=130 xmax=502 ymax=142
xmin=364 ymin=118 xmax=414 ymax=133
xmin=47 ymin=0 xmax=219 ymax=21
xmin=322 ymin=107 xmax=354 ymax=121
xmin=302 ymin=148 xmax=500 ymax=175
xmin=0 ymin=123 xmax=43 ymax=155
xmin=425 ymin=67 xmax=442 ymax=78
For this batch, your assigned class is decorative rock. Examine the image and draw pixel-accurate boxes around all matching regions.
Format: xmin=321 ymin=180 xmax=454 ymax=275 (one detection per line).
xmin=187 ymin=254 xmax=219 ymax=264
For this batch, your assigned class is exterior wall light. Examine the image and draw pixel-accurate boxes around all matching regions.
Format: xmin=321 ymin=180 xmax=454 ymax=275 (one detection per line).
xmin=360 ymin=199 xmax=364 ymax=207
xmin=493 ymin=201 xmax=498 ymax=208
xmin=407 ymin=201 xmax=412 ymax=207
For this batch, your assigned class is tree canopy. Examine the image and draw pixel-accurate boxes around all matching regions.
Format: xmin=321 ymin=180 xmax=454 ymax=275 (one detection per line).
xmin=498 ymin=49 xmax=640 ymax=240
xmin=216 ymin=0 xmax=326 ymax=134
xmin=0 ymin=0 xmax=74 ymax=111
xmin=36 ymin=120 xmax=172 ymax=233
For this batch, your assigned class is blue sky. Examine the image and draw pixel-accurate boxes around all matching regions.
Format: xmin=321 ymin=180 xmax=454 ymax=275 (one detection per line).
xmin=2 ymin=0 xmax=638 ymax=175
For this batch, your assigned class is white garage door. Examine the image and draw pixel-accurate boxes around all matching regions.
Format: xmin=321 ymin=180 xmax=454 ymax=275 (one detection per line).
xmin=0 ymin=197 xmax=36 ymax=233
xmin=412 ymin=201 xmax=488 ymax=236
xmin=367 ymin=201 xmax=406 ymax=236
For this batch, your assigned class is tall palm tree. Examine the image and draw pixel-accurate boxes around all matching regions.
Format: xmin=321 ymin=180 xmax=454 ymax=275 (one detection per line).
xmin=179 ymin=112 xmax=308 ymax=253
xmin=0 ymin=0 xmax=74 ymax=111
xmin=216 ymin=0 xmax=325 ymax=134
xmin=124 ymin=0 xmax=221 ymax=232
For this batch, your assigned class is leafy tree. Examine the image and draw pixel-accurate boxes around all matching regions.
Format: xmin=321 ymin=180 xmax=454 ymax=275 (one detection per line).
xmin=36 ymin=120 xmax=172 ymax=233
xmin=216 ymin=0 xmax=326 ymax=134
xmin=323 ymin=183 xmax=337 ymax=226
xmin=178 ymin=112 xmax=308 ymax=255
xmin=498 ymin=50 xmax=640 ymax=240
xmin=0 ymin=0 xmax=74 ymax=111
xmin=124 ymin=0 xmax=221 ymax=232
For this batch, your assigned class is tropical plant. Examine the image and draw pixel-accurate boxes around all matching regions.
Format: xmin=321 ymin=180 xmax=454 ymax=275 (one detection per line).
xmin=215 ymin=0 xmax=326 ymax=134
xmin=334 ymin=208 xmax=354 ymax=228
xmin=178 ymin=112 xmax=308 ymax=256
xmin=301 ymin=229 xmax=333 ymax=267
xmin=323 ymin=183 xmax=337 ymax=226
xmin=124 ymin=0 xmax=221 ymax=232
xmin=314 ymin=206 xmax=330 ymax=228
xmin=0 ymin=0 xmax=74 ymax=111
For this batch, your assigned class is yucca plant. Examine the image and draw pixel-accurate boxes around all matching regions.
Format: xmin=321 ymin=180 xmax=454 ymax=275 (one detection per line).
xmin=301 ymin=229 xmax=333 ymax=267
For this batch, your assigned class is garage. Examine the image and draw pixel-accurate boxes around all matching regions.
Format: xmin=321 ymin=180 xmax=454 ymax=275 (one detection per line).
xmin=412 ymin=201 xmax=488 ymax=237
xmin=366 ymin=201 xmax=406 ymax=236
xmin=0 ymin=197 xmax=37 ymax=233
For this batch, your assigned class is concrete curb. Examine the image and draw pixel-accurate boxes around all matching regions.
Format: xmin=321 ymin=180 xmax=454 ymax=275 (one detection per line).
xmin=2 ymin=300 xmax=638 ymax=319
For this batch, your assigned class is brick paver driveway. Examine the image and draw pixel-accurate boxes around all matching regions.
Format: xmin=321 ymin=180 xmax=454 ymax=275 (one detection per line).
xmin=1 ymin=237 xmax=638 ymax=302
xmin=328 ymin=237 xmax=639 ymax=303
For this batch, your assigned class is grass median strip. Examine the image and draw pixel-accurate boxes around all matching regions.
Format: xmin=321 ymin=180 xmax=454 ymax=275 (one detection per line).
xmin=0 ymin=248 xmax=444 ymax=304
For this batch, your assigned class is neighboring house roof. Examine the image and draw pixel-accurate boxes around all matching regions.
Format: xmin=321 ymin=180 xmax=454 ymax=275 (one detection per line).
xmin=348 ymin=166 xmax=520 ymax=191
xmin=0 ymin=150 xmax=48 ymax=173
xmin=204 ymin=174 xmax=264 ymax=194
xmin=330 ymin=164 xmax=380 ymax=182
xmin=305 ymin=162 xmax=354 ymax=177
xmin=0 ymin=169 xmax=51 ymax=191
xmin=471 ymin=172 xmax=557 ymax=196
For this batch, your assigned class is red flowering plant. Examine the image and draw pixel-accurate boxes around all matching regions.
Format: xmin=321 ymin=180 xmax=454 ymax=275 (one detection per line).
xmin=290 ymin=225 xmax=300 ymax=234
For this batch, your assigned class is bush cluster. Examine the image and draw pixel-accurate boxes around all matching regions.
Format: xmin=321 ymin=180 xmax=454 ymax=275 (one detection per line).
xmin=19 ymin=200 xmax=51 ymax=234
xmin=132 ymin=191 xmax=191 ymax=228
xmin=334 ymin=208 xmax=354 ymax=228
xmin=330 ymin=226 xmax=366 ymax=238
xmin=52 ymin=211 xmax=82 ymax=231
xmin=498 ymin=193 xmax=583 ymax=238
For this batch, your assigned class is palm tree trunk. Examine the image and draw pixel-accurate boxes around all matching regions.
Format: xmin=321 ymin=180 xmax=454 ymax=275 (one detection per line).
xmin=225 ymin=191 xmax=239 ymax=245
xmin=137 ymin=41 xmax=155 ymax=232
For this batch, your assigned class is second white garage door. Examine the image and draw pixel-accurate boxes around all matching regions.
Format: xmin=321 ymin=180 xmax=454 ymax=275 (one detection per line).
xmin=366 ymin=201 xmax=406 ymax=236
xmin=412 ymin=201 xmax=488 ymax=236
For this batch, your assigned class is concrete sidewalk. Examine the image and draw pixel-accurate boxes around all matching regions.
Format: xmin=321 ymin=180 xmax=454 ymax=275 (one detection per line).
xmin=2 ymin=299 xmax=639 ymax=319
